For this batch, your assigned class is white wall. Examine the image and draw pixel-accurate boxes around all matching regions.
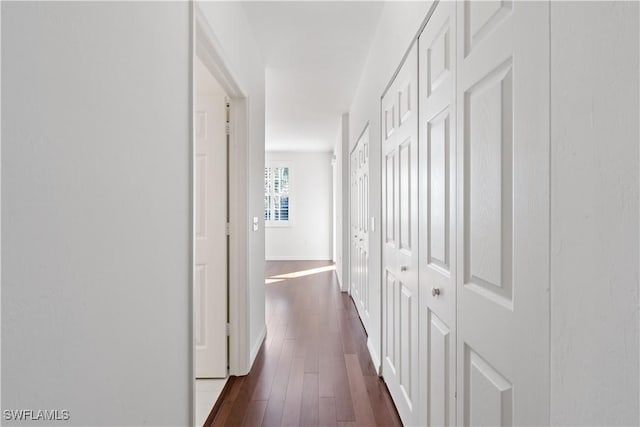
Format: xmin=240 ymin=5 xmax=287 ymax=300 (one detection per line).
xmin=265 ymin=151 xmax=333 ymax=261
xmin=197 ymin=2 xmax=267 ymax=367
xmin=2 ymin=2 xmax=192 ymax=425
xmin=347 ymin=1 xmax=434 ymax=370
xmin=550 ymin=2 xmax=639 ymax=424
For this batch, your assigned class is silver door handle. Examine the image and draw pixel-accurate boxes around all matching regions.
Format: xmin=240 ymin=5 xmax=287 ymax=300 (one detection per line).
xmin=432 ymin=287 xmax=441 ymax=297
xmin=400 ymin=265 xmax=408 ymax=272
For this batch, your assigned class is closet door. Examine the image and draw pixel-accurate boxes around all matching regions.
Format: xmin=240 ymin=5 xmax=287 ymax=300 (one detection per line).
xmin=350 ymin=131 xmax=371 ymax=331
xmin=418 ymin=1 xmax=457 ymax=425
xmin=350 ymin=151 xmax=359 ymax=300
xmin=381 ymin=43 xmax=419 ymax=426
xmin=456 ymin=1 xmax=550 ymax=425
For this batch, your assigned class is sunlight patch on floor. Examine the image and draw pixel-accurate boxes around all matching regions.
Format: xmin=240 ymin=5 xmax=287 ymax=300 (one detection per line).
xmin=265 ymin=264 xmax=336 ymax=284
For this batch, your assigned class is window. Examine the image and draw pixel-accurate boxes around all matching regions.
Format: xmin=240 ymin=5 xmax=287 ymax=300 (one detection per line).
xmin=264 ymin=165 xmax=290 ymax=225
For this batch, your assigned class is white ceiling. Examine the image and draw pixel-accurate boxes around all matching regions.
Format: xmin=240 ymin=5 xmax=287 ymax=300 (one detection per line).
xmin=242 ymin=1 xmax=384 ymax=152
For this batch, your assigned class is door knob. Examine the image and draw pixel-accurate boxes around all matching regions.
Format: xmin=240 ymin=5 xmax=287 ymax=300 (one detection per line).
xmin=400 ymin=265 xmax=408 ymax=272
xmin=431 ymin=287 xmax=440 ymax=297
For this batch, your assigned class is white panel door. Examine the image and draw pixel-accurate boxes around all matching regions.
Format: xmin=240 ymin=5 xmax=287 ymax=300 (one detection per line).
xmin=418 ymin=2 xmax=457 ymax=426
xmin=195 ymin=59 xmax=228 ymax=378
xmin=381 ymin=43 xmax=419 ymax=426
xmin=456 ymin=1 xmax=549 ymax=424
xmin=360 ymin=137 xmax=369 ymax=324
xmin=350 ymin=129 xmax=371 ymax=330
xmin=350 ymin=150 xmax=359 ymax=301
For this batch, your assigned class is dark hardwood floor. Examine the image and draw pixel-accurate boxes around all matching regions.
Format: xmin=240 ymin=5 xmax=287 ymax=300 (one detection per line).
xmin=207 ymin=260 xmax=402 ymax=427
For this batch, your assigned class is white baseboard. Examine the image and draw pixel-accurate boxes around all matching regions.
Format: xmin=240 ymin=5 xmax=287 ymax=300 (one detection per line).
xmin=249 ymin=325 xmax=267 ymax=369
xmin=265 ymin=255 xmax=333 ymax=261
xmin=340 ymin=276 xmax=349 ymax=293
xmin=367 ymin=336 xmax=381 ymax=376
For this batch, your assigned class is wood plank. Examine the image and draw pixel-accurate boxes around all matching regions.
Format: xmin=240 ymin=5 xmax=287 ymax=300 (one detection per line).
xmin=252 ymin=318 xmax=288 ymax=400
xmin=304 ymin=342 xmax=319 ymax=373
xmin=211 ymin=402 xmax=232 ymax=427
xmin=319 ymin=397 xmax=337 ymax=427
xmin=333 ymin=356 xmax=356 ymax=422
xmin=318 ymin=356 xmax=336 ymax=398
xmin=300 ymin=373 xmax=319 ymax=426
xmin=319 ymin=331 xmax=343 ymax=360
xmin=260 ymin=339 xmax=296 ymax=426
xmin=241 ymin=399 xmax=268 ymax=427
xmin=339 ymin=316 xmax=357 ymax=355
xmin=261 ymin=397 xmax=284 ymax=427
xmin=344 ymin=354 xmax=377 ymax=427
xmin=225 ymin=344 xmax=268 ymax=425
xmin=227 ymin=376 xmax=245 ymax=402
xmin=363 ymin=375 xmax=402 ymax=427
xmin=269 ymin=339 xmax=296 ymax=401
xmin=281 ymin=357 xmax=305 ymax=427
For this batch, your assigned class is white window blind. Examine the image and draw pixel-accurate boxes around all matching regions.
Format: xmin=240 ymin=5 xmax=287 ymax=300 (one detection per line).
xmin=264 ymin=166 xmax=290 ymax=224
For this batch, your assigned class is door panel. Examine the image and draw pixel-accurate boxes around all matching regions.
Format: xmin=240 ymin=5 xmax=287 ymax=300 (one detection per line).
xmin=429 ymin=311 xmax=451 ymax=427
xmin=194 ymin=57 xmax=228 ymax=378
xmin=465 ymin=61 xmax=513 ymax=304
xmin=399 ymin=141 xmax=412 ymax=251
xmin=385 ymin=153 xmax=396 ymax=244
xmin=464 ymin=345 xmax=513 ymax=426
xmin=427 ymin=111 xmax=450 ymax=271
xmin=399 ymin=283 xmax=413 ymax=399
xmin=385 ymin=270 xmax=397 ymax=373
xmin=418 ymin=2 xmax=457 ymax=425
xmin=382 ymin=43 xmax=419 ymax=426
xmin=456 ymin=1 xmax=549 ymax=424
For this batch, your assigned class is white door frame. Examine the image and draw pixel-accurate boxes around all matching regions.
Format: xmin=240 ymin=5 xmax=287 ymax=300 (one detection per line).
xmin=192 ymin=4 xmax=250 ymax=382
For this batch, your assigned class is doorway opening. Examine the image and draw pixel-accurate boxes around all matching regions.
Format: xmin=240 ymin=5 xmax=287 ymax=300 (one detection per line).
xmin=192 ymin=5 xmax=250 ymax=426
xmin=193 ymin=52 xmax=229 ymax=425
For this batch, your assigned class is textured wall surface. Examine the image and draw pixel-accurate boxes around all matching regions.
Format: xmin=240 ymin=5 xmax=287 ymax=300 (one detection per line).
xmin=2 ymin=2 xmax=192 ymax=425
xmin=550 ymin=2 xmax=640 ymax=425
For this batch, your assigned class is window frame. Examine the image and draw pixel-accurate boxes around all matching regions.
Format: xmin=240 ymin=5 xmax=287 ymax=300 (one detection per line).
xmin=264 ymin=161 xmax=293 ymax=227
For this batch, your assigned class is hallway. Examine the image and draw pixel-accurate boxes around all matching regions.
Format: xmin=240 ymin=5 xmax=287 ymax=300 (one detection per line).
xmin=208 ymin=261 xmax=401 ymax=426
xmin=2 ymin=2 xmax=638 ymax=426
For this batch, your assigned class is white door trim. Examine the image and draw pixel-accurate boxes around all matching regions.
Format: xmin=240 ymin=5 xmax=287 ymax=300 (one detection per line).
xmin=193 ymin=4 xmax=251 ymax=383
